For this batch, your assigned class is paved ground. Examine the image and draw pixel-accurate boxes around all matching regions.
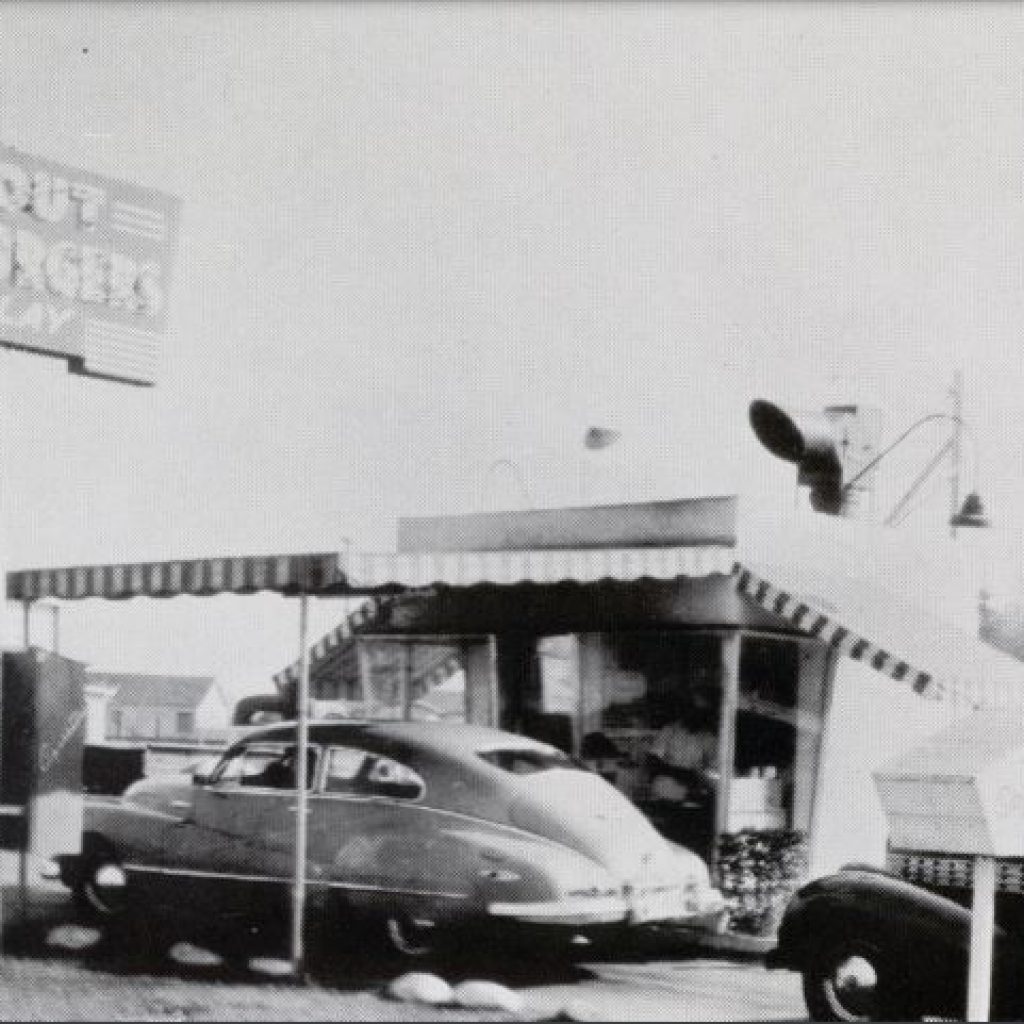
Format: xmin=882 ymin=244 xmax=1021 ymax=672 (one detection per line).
xmin=0 ymin=856 xmax=806 ymax=1021
xmin=519 ymin=956 xmax=804 ymax=1022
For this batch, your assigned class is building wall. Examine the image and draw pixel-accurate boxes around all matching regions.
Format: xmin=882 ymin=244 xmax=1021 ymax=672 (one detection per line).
xmin=808 ymin=657 xmax=957 ymax=878
xmin=102 ymin=683 xmax=228 ymax=743
xmin=195 ymin=685 xmax=228 ymax=740
xmin=107 ymin=704 xmax=199 ymax=740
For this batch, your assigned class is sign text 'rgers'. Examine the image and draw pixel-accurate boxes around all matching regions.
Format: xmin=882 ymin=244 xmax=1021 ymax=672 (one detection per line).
xmin=0 ymin=143 xmax=180 ymax=386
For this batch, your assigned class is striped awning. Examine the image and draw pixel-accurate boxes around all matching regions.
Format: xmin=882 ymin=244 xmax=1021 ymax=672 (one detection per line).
xmin=7 ymin=544 xmax=732 ymax=602
xmin=7 ymin=553 xmax=347 ymax=601
xmin=341 ymin=545 xmax=733 ymax=589
xmin=734 ymin=563 xmax=939 ymax=698
xmin=734 ymin=559 xmax=1024 ymax=708
xmin=730 ymin=506 xmax=1024 ymax=709
xmin=272 ymin=596 xmax=394 ymax=691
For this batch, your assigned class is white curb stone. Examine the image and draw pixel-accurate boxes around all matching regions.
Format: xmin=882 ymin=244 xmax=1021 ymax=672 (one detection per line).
xmin=45 ymin=924 xmax=102 ymax=951
xmin=168 ymin=942 xmax=224 ymax=967
xmin=451 ymin=979 xmax=525 ymax=1014
xmin=385 ymin=971 xmax=455 ymax=1006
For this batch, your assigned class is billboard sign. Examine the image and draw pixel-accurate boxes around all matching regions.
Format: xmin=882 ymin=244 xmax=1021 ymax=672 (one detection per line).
xmin=0 ymin=143 xmax=180 ymax=386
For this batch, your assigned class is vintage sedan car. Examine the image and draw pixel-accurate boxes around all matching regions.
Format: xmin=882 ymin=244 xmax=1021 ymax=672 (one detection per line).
xmin=768 ymin=863 xmax=1024 ymax=1021
xmin=57 ymin=721 xmax=725 ymax=958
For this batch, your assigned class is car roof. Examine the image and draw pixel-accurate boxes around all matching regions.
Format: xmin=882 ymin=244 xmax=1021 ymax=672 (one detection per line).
xmin=232 ymin=719 xmax=555 ymax=761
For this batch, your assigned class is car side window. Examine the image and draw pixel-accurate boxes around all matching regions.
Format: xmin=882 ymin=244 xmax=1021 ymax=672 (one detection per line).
xmin=324 ymin=746 xmax=424 ymax=801
xmin=212 ymin=743 xmax=319 ymax=791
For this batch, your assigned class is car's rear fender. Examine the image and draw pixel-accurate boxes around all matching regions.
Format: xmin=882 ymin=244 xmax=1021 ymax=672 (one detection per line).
xmin=772 ymin=869 xmax=975 ymax=973
xmin=436 ymin=823 xmax=599 ymax=906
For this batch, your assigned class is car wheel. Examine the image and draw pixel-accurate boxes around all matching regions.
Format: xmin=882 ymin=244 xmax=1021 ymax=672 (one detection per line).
xmin=383 ymin=914 xmax=437 ymax=959
xmin=74 ymin=859 xmax=129 ymax=920
xmin=802 ymin=940 xmax=906 ymax=1022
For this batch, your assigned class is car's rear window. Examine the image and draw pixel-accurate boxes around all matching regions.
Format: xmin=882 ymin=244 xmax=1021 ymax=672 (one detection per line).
xmin=478 ymin=747 xmax=584 ymax=775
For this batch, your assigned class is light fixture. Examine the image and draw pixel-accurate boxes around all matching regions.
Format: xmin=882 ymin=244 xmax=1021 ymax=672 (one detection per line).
xmin=950 ymin=492 xmax=990 ymax=530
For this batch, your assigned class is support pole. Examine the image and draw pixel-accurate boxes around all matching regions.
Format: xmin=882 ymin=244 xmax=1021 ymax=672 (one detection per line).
xmin=356 ymin=638 xmax=372 ymax=714
xmin=18 ymin=601 xmax=31 ymax=927
xmin=714 ymin=631 xmax=741 ymax=870
xmin=951 ymin=370 xmax=963 ymax=540
xmin=967 ymin=854 xmax=996 ymax=1022
xmin=487 ymin=635 xmax=499 ymax=728
xmin=401 ymin=642 xmax=413 ymax=721
xmin=290 ymin=593 xmax=311 ymax=980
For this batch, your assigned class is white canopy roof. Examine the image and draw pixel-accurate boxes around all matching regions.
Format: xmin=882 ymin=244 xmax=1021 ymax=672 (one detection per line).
xmin=734 ymin=507 xmax=1024 ymax=708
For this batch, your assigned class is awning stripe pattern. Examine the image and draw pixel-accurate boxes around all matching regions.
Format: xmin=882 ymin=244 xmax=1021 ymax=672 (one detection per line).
xmin=270 ymin=546 xmax=732 ymax=688
xmin=7 ymin=553 xmax=346 ymax=601
xmin=273 ymin=595 xmax=397 ymax=691
xmin=734 ymin=564 xmax=941 ymax=700
xmin=344 ymin=545 xmax=734 ymax=589
xmin=8 ymin=545 xmax=734 ymax=602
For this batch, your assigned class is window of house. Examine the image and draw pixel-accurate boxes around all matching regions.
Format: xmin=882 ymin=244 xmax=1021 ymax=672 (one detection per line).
xmin=176 ymin=711 xmax=195 ymax=736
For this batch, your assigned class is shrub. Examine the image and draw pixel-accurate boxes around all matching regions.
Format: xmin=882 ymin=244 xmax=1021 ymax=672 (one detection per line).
xmin=716 ymin=830 xmax=808 ymax=936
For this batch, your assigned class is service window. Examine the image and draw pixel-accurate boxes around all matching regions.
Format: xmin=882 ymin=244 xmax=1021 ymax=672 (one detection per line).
xmin=323 ymin=746 xmax=425 ymax=801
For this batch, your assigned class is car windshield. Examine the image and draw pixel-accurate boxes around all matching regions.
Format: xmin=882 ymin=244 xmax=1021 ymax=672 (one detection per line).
xmin=477 ymin=746 xmax=586 ymax=775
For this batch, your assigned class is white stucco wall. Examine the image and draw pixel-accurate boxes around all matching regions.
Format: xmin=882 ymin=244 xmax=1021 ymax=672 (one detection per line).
xmin=808 ymin=658 xmax=958 ymax=878
xmin=196 ymin=683 xmax=229 ymax=739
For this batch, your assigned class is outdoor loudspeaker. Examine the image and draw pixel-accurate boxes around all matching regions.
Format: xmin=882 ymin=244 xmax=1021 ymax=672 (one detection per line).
xmin=749 ymin=400 xmax=853 ymax=514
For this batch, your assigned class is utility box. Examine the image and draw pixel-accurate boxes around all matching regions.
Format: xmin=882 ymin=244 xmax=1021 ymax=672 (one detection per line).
xmin=0 ymin=649 xmax=85 ymax=859
xmin=874 ymin=707 xmax=1024 ymax=858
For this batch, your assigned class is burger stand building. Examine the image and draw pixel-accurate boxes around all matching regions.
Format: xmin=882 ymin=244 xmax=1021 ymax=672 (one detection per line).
xmin=8 ymin=496 xmax=1024 ymax=933
xmin=266 ymin=496 xmax=1024 ymax=885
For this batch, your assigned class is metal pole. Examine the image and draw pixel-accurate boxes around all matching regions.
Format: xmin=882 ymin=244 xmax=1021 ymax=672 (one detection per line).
xmin=356 ymin=639 xmax=372 ymax=714
xmin=290 ymin=593 xmax=310 ymax=979
xmin=951 ymin=371 xmax=963 ymax=539
xmin=17 ymin=601 xmax=30 ymax=928
xmin=487 ymin=635 xmax=499 ymax=728
xmin=713 ymin=631 xmax=741 ymax=874
xmin=967 ymin=854 xmax=996 ymax=1022
xmin=21 ymin=601 xmax=30 ymax=648
xmin=402 ymin=642 xmax=413 ymax=721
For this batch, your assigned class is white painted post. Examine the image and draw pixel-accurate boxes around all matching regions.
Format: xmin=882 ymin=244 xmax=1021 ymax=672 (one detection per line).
xmin=714 ymin=631 xmax=741 ymax=848
xmin=967 ymin=854 xmax=996 ymax=1022
xmin=290 ymin=593 xmax=310 ymax=979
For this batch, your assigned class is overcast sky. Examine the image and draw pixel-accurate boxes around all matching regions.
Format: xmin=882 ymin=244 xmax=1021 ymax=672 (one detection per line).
xmin=1 ymin=2 xmax=1023 ymax=699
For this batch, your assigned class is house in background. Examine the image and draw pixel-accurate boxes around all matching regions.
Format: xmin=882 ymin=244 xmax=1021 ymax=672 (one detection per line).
xmin=86 ymin=672 xmax=229 ymax=744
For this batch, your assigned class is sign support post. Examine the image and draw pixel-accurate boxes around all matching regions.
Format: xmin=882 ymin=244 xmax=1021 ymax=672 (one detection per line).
xmin=968 ymin=854 xmax=996 ymax=1022
xmin=290 ymin=592 xmax=311 ymax=979
xmin=17 ymin=599 xmax=31 ymax=927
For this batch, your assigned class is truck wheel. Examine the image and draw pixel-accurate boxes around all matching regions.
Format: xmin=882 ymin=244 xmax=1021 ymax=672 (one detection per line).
xmin=802 ymin=939 xmax=903 ymax=1022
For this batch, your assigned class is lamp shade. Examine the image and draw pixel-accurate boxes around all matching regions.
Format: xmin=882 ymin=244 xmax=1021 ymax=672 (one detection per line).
xmin=950 ymin=492 xmax=990 ymax=529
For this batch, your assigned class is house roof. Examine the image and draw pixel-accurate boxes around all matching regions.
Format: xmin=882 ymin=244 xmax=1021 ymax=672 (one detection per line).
xmin=89 ymin=672 xmax=215 ymax=711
